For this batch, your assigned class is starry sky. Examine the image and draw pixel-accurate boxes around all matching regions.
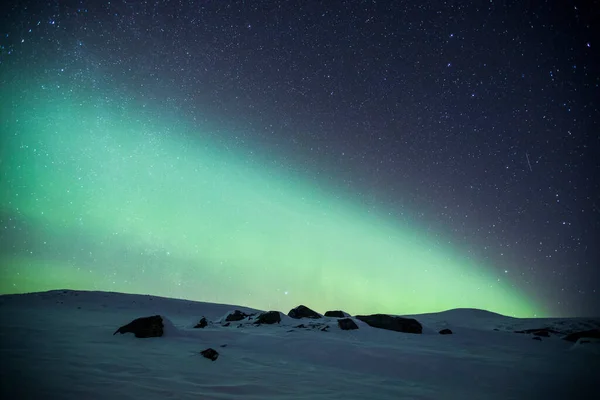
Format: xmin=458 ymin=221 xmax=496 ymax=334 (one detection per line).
xmin=1 ymin=0 xmax=598 ymax=318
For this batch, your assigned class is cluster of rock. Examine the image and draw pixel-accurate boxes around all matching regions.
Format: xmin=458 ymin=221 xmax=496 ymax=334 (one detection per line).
xmin=513 ymin=326 xmax=600 ymax=342
xmin=112 ymin=305 xmax=429 ymax=341
xmin=112 ymin=305 xmax=600 ymax=361
xmin=514 ymin=328 xmax=561 ymax=337
xmin=563 ymin=329 xmax=600 ymax=343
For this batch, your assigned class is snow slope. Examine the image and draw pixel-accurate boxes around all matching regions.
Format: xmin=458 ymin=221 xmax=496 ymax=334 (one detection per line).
xmin=0 ymin=290 xmax=598 ymax=399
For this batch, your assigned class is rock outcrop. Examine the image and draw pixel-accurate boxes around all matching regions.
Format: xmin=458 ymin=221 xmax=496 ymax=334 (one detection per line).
xmin=226 ymin=310 xmax=249 ymax=322
xmin=113 ymin=315 xmax=164 ymax=338
xmin=562 ymin=329 xmax=600 ymax=342
xmin=288 ymin=305 xmax=321 ymax=319
xmin=325 ymin=310 xmax=348 ymax=318
xmin=439 ymin=328 xmax=453 ymax=335
xmin=194 ymin=317 xmax=207 ymax=328
xmin=338 ymin=318 xmax=359 ymax=330
xmin=514 ymin=328 xmax=560 ymax=337
xmin=355 ymin=314 xmax=422 ymax=334
xmin=254 ymin=311 xmax=281 ymax=324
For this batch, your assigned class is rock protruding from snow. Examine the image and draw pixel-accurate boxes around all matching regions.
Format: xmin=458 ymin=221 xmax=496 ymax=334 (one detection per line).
xmin=113 ymin=315 xmax=164 ymax=338
xmin=325 ymin=310 xmax=349 ymax=318
xmin=226 ymin=310 xmax=249 ymax=322
xmin=254 ymin=311 xmax=281 ymax=324
xmin=200 ymin=348 xmax=219 ymax=361
xmin=439 ymin=328 xmax=453 ymax=335
xmin=194 ymin=317 xmax=207 ymax=328
xmin=532 ymin=337 xmax=542 ymax=341
xmin=338 ymin=318 xmax=359 ymax=330
xmin=563 ymin=329 xmax=600 ymax=342
xmin=514 ymin=328 xmax=560 ymax=337
xmin=355 ymin=314 xmax=422 ymax=334
xmin=288 ymin=305 xmax=322 ymax=319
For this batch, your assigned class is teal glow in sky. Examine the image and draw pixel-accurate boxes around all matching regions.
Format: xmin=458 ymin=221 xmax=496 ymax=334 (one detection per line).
xmin=0 ymin=86 xmax=545 ymax=317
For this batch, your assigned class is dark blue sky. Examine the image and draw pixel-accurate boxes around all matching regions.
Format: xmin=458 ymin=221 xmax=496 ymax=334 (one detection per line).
xmin=1 ymin=0 xmax=598 ymax=316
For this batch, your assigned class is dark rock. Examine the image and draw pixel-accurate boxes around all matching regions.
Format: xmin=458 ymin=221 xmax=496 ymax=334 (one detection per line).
xmin=325 ymin=310 xmax=347 ymax=318
xmin=338 ymin=318 xmax=359 ymax=330
xmin=226 ymin=310 xmax=249 ymax=322
xmin=563 ymin=329 xmax=600 ymax=342
xmin=439 ymin=329 xmax=453 ymax=335
xmin=493 ymin=328 xmax=499 ymax=331
xmin=194 ymin=317 xmax=207 ymax=329
xmin=295 ymin=324 xmax=307 ymax=329
xmin=254 ymin=311 xmax=281 ymax=324
xmin=222 ymin=322 xmax=230 ymax=327
xmin=514 ymin=328 xmax=561 ymax=336
xmin=532 ymin=337 xmax=542 ymax=341
xmin=287 ymin=329 xmax=295 ymax=332
xmin=113 ymin=315 xmax=164 ymax=338
xmin=288 ymin=305 xmax=322 ymax=319
xmin=200 ymin=348 xmax=219 ymax=361
xmin=321 ymin=325 xmax=329 ymax=332
xmin=220 ymin=344 xmax=227 ymax=347
xmin=355 ymin=314 xmax=422 ymax=334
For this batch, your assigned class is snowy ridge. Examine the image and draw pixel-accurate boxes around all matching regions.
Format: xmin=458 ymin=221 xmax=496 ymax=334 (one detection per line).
xmin=1 ymin=289 xmax=598 ymax=399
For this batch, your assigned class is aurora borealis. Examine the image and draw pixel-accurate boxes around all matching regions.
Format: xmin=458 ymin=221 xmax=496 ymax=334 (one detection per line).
xmin=1 ymin=1 xmax=598 ymax=317
xmin=1 ymin=88 xmax=537 ymax=316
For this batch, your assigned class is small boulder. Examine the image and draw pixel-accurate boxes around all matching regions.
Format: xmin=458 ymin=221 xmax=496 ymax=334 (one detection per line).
xmin=200 ymin=348 xmax=219 ymax=361
xmin=113 ymin=315 xmax=164 ymax=338
xmin=325 ymin=310 xmax=347 ymax=318
xmin=254 ymin=311 xmax=281 ymax=325
xmin=532 ymin=337 xmax=542 ymax=341
xmin=288 ymin=305 xmax=321 ymax=319
xmin=439 ymin=328 xmax=453 ymax=335
xmin=226 ymin=310 xmax=249 ymax=322
xmin=562 ymin=329 xmax=600 ymax=342
xmin=338 ymin=318 xmax=359 ymax=330
xmin=194 ymin=317 xmax=207 ymax=329
xmin=355 ymin=314 xmax=422 ymax=334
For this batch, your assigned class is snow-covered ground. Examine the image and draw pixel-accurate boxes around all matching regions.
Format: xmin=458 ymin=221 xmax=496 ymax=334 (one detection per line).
xmin=1 ymin=290 xmax=598 ymax=399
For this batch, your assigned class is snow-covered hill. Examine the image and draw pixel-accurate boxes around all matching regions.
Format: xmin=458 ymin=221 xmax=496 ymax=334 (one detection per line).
xmin=1 ymin=290 xmax=598 ymax=399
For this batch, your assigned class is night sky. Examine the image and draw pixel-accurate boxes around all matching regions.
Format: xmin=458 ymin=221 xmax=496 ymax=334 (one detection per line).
xmin=1 ymin=1 xmax=598 ymax=317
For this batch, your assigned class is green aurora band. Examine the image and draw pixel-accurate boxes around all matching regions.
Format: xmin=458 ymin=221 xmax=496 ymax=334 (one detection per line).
xmin=0 ymin=85 xmax=545 ymax=317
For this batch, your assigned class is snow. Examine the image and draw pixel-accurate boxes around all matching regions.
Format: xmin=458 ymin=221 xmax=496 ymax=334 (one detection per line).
xmin=1 ymin=290 xmax=598 ymax=399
